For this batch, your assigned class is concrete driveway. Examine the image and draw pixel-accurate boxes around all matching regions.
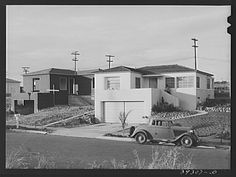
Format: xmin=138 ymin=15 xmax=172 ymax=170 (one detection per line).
xmin=49 ymin=123 xmax=133 ymax=140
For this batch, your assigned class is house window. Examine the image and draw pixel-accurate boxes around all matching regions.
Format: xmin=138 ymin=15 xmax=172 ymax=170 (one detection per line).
xmin=106 ymin=77 xmax=120 ymax=90
xmin=165 ymin=77 xmax=175 ymax=88
xmin=196 ymin=76 xmax=200 ymax=88
xmin=92 ymin=77 xmax=95 ymax=88
xmin=207 ymin=78 xmax=211 ymax=89
xmin=59 ymin=77 xmax=67 ymax=90
xmin=177 ymin=76 xmax=194 ymax=88
xmin=33 ymin=78 xmax=40 ymax=92
xmin=135 ymin=77 xmax=141 ymax=88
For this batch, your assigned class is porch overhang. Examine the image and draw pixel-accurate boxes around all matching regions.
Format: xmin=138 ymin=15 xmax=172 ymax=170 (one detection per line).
xmin=142 ymin=74 xmax=164 ymax=78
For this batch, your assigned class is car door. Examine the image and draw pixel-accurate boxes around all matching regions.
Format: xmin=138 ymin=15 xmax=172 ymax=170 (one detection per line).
xmin=148 ymin=120 xmax=159 ymax=139
xmin=155 ymin=121 xmax=174 ymax=140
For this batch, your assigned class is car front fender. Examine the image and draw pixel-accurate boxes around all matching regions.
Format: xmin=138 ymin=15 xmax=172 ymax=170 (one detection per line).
xmin=130 ymin=129 xmax=147 ymax=138
xmin=130 ymin=129 xmax=153 ymax=140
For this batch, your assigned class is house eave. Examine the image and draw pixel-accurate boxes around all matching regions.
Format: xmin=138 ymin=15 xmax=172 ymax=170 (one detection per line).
xmin=142 ymin=74 xmax=164 ymax=77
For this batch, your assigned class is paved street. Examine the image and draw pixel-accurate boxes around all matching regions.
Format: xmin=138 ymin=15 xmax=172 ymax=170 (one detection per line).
xmin=6 ymin=131 xmax=230 ymax=169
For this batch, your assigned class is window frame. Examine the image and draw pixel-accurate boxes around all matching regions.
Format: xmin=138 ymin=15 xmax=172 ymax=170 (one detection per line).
xmin=105 ymin=77 xmax=120 ymax=90
xmin=135 ymin=77 xmax=141 ymax=88
xmin=165 ymin=77 xmax=175 ymax=88
xmin=196 ymin=76 xmax=200 ymax=88
xmin=207 ymin=78 xmax=211 ymax=89
xmin=32 ymin=78 xmax=40 ymax=92
xmin=177 ymin=76 xmax=194 ymax=88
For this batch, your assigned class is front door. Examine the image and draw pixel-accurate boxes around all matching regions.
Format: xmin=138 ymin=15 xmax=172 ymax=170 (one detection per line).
xmin=69 ymin=78 xmax=75 ymax=94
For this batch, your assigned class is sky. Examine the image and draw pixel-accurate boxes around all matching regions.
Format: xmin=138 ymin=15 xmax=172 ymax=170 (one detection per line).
xmin=6 ymin=5 xmax=231 ymax=85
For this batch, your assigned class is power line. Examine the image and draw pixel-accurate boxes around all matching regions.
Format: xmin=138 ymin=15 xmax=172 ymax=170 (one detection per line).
xmin=198 ymin=56 xmax=230 ymax=63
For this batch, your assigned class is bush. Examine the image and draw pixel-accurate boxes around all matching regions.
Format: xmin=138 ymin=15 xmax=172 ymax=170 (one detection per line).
xmin=88 ymin=147 xmax=194 ymax=169
xmin=6 ymin=146 xmax=55 ymax=169
xmin=6 ymin=146 xmax=193 ymax=169
xmin=152 ymin=102 xmax=181 ymax=113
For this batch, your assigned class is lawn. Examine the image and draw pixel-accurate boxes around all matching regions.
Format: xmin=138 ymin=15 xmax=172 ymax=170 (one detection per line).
xmin=6 ymin=105 xmax=94 ymax=127
xmin=174 ymin=112 xmax=230 ymax=137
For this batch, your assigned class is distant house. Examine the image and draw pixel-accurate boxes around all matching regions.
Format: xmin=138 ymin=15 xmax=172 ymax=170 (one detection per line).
xmin=11 ymin=68 xmax=99 ymax=114
xmin=94 ymin=64 xmax=214 ymax=123
xmin=214 ymin=81 xmax=230 ymax=98
xmin=6 ymin=78 xmax=21 ymax=111
xmin=6 ymin=78 xmax=21 ymax=97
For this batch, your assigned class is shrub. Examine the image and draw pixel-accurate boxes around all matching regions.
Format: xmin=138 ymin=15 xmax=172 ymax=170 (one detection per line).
xmin=6 ymin=146 xmax=55 ymax=169
xmin=119 ymin=111 xmax=131 ymax=135
xmin=6 ymin=147 xmax=27 ymax=169
xmin=152 ymin=102 xmax=181 ymax=113
xmin=89 ymin=147 xmax=194 ymax=169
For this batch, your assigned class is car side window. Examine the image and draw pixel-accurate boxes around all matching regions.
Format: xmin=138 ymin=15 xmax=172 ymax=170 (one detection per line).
xmin=156 ymin=121 xmax=162 ymax=126
xmin=162 ymin=121 xmax=167 ymax=126
xmin=152 ymin=120 xmax=155 ymax=125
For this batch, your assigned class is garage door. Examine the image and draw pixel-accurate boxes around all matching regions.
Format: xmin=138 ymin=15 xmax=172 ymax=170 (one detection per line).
xmin=104 ymin=101 xmax=147 ymax=123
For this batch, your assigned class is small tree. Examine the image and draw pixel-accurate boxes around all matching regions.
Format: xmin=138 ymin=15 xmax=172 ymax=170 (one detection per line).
xmin=119 ymin=111 xmax=132 ymax=136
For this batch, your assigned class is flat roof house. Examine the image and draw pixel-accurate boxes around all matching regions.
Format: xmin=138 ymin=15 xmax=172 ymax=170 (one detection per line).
xmin=95 ymin=64 xmax=214 ymax=123
xmin=11 ymin=68 xmax=99 ymax=113
xmin=6 ymin=78 xmax=21 ymax=111
xmin=6 ymin=78 xmax=21 ymax=97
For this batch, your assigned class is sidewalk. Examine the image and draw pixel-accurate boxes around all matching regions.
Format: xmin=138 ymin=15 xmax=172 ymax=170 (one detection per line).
xmin=49 ymin=123 xmax=135 ymax=142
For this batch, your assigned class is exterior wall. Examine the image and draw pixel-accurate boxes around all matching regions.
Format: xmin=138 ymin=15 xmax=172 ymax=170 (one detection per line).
xmin=6 ymin=82 xmax=20 ymax=97
xmin=130 ymin=72 xmax=143 ymax=88
xmin=142 ymin=77 xmax=149 ymax=88
xmin=11 ymin=92 xmax=39 ymax=113
xmin=196 ymin=73 xmax=214 ymax=104
xmin=160 ymin=90 xmax=179 ymax=107
xmin=23 ymin=74 xmax=50 ymax=93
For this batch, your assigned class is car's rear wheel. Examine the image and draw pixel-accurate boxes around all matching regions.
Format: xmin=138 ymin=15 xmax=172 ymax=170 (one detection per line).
xmin=180 ymin=135 xmax=193 ymax=148
xmin=135 ymin=132 xmax=147 ymax=144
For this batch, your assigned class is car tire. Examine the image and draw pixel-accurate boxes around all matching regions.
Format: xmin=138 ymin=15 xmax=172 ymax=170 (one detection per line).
xmin=180 ymin=135 xmax=193 ymax=148
xmin=135 ymin=132 xmax=147 ymax=144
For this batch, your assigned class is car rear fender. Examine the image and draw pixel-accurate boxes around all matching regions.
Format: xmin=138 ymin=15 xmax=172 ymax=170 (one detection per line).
xmin=174 ymin=132 xmax=193 ymax=142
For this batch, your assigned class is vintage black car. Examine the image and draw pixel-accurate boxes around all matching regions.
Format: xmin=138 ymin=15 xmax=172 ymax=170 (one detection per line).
xmin=129 ymin=117 xmax=199 ymax=147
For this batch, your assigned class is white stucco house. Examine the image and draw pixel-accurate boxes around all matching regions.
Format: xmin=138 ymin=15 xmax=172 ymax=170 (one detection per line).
xmin=95 ymin=64 xmax=214 ymax=123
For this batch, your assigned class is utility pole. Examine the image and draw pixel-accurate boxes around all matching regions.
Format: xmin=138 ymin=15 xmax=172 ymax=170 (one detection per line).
xmin=71 ymin=51 xmax=80 ymax=71
xmin=105 ymin=54 xmax=114 ymax=69
xmin=22 ymin=67 xmax=30 ymax=74
xmin=192 ymin=38 xmax=198 ymax=71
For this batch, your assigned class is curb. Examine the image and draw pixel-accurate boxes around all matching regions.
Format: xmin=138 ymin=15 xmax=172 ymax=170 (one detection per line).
xmin=95 ymin=136 xmax=135 ymax=142
xmin=9 ymin=129 xmax=48 ymax=135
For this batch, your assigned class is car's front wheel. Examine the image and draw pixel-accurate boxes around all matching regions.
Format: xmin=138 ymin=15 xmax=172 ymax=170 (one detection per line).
xmin=135 ymin=132 xmax=147 ymax=144
xmin=180 ymin=135 xmax=193 ymax=148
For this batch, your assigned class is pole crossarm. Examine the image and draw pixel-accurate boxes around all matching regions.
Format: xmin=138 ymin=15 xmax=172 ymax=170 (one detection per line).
xmin=192 ymin=38 xmax=198 ymax=71
xmin=105 ymin=54 xmax=115 ymax=69
xmin=71 ymin=51 xmax=80 ymax=71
